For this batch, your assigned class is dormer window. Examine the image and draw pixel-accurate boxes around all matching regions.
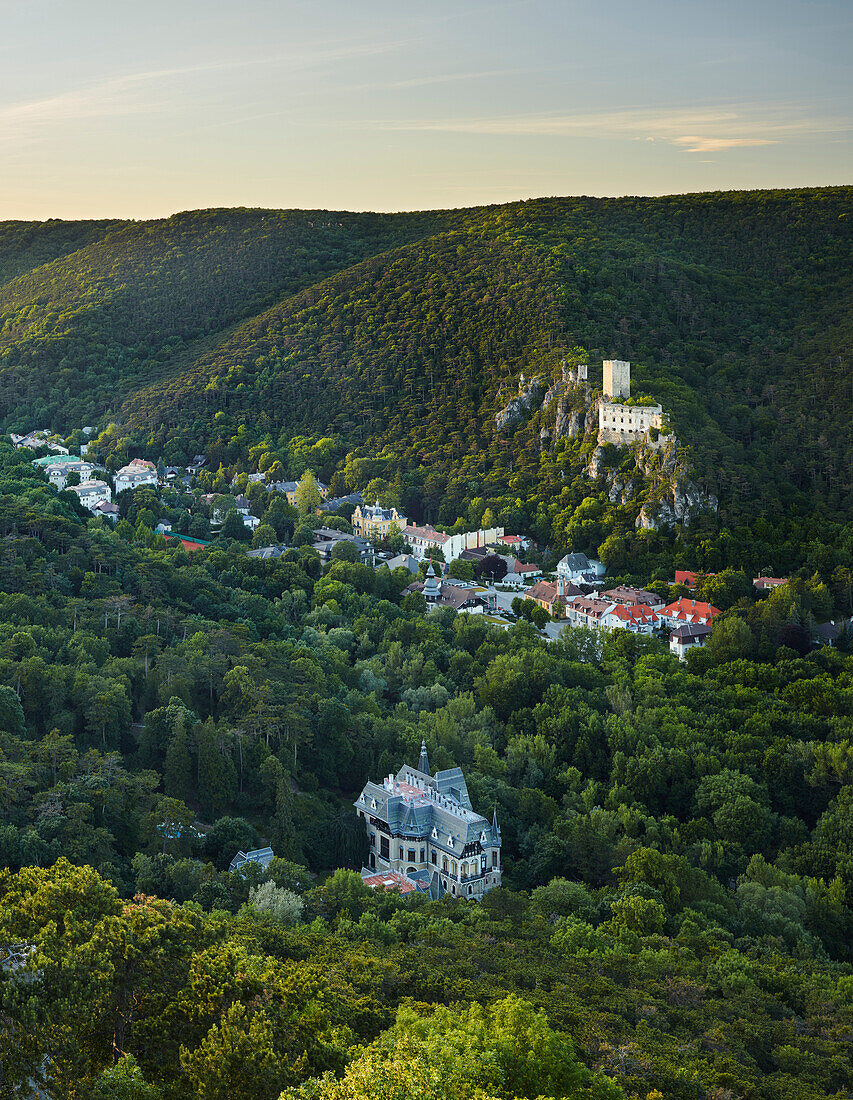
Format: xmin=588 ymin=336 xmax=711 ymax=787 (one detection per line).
xmin=370 ymin=798 xmax=377 ymax=810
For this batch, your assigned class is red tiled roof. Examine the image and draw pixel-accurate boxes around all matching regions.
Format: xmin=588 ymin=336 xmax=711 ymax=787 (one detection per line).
xmin=403 ymin=524 xmax=449 ymax=544
xmin=607 ymin=603 xmax=659 ymax=624
xmin=526 ymin=580 xmax=559 ymax=603
xmin=659 ymin=597 xmax=720 ymax=622
xmin=362 ymin=871 xmax=420 ymax=894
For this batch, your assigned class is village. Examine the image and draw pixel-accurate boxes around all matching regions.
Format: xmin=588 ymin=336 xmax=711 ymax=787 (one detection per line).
xmin=7 ymin=417 xmax=802 ymax=663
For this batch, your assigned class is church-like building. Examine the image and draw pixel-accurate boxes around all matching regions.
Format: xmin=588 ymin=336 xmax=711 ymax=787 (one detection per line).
xmin=355 ymin=742 xmax=502 ymax=899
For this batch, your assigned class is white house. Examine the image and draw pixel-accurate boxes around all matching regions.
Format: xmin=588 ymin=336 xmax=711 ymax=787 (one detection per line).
xmin=115 ymin=459 xmax=158 ymax=494
xmin=670 ymin=623 xmax=712 ymax=659
xmin=48 ymin=460 xmax=98 ymax=490
xmin=557 ymin=552 xmax=605 ymax=584
xmin=243 ymin=514 xmax=260 ymax=532
xmin=70 ymin=480 xmax=112 ymax=511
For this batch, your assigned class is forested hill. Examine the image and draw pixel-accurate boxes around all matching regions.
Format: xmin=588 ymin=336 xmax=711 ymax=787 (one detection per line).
xmin=0 ymin=189 xmax=850 ymax=518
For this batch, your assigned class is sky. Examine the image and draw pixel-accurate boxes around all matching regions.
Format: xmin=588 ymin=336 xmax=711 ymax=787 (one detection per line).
xmin=0 ymin=0 xmax=850 ymax=219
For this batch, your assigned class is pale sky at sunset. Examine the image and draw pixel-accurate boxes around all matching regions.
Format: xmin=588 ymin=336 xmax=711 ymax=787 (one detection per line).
xmin=1 ymin=0 xmax=850 ymax=219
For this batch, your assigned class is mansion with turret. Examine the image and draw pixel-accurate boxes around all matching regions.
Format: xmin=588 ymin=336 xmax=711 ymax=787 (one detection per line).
xmin=355 ymin=742 xmax=502 ymax=899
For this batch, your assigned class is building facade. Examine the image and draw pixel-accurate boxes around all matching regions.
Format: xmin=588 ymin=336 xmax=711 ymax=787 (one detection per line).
xmin=352 ymin=502 xmax=408 ymax=540
xmin=597 ymin=359 xmax=665 ymax=445
xmin=402 ymin=524 xmax=505 ymax=563
xmin=355 ymin=742 xmax=502 ymax=900
xmin=115 ymin=459 xmax=158 ymax=494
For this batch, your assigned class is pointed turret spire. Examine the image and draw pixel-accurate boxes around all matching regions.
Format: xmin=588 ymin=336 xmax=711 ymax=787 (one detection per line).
xmin=418 ymin=739 xmax=430 ymax=776
xmin=492 ymin=806 xmax=500 ymax=835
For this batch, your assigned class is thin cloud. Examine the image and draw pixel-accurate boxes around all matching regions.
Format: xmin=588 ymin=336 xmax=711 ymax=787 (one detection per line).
xmin=350 ymin=68 xmax=536 ymax=91
xmin=370 ymin=104 xmax=849 ymax=153
xmin=0 ymin=40 xmax=407 ymax=143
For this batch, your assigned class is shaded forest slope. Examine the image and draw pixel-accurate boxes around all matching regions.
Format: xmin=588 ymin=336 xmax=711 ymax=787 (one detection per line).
xmin=0 ymin=189 xmax=850 ymax=514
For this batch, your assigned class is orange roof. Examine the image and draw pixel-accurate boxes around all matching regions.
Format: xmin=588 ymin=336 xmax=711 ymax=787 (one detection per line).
xmin=608 ymin=603 xmax=659 ymax=623
xmin=526 ymin=580 xmax=559 ymax=603
xmin=660 ymin=597 xmax=720 ymax=622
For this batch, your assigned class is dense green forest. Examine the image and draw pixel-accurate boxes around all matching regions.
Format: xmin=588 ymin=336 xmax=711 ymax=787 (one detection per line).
xmin=0 ymin=189 xmax=851 ymax=537
xmin=1 ymin=447 xmax=853 ymax=1099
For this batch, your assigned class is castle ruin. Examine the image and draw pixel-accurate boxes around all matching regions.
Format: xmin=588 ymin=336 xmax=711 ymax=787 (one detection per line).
xmin=597 ymin=360 xmax=664 ymax=446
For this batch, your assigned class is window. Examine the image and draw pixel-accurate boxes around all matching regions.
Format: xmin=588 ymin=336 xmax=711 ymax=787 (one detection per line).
xmin=380 ymin=837 xmax=389 ymax=859
xmin=431 ymin=852 xmax=437 ymax=865
xmin=442 ymin=857 xmax=448 ymax=872
xmin=451 ymin=861 xmax=457 ymax=876
xmin=407 ymin=848 xmax=416 ymax=862
xmin=369 ymin=833 xmax=375 ymax=848
xmin=419 ymin=848 xmax=425 ymax=862
xmin=399 ymin=845 xmax=404 ymax=860
xmin=491 ymin=851 xmax=498 ymax=867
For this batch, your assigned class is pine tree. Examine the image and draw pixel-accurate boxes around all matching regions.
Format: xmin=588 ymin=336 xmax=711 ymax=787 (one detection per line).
xmin=164 ymin=713 xmax=193 ymax=803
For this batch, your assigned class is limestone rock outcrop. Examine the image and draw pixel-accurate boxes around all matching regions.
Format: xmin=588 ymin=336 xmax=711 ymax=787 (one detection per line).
xmin=495 ymin=374 xmax=546 ymax=431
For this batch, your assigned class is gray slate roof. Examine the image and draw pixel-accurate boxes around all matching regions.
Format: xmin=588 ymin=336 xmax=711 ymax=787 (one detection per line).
xmin=356 ymin=764 xmax=499 ymax=853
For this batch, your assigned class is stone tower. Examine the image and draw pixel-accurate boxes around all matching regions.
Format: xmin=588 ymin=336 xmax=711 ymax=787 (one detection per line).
xmin=603 ymin=359 xmax=630 ymax=399
xmin=577 ymin=362 xmax=588 ymax=382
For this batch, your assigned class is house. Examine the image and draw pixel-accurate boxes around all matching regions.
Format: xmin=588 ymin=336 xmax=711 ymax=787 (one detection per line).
xmin=312 ymin=527 xmax=371 ymax=562
xmin=187 ymin=455 xmax=207 ymax=474
xmin=164 ymin=466 xmax=181 ymax=480
xmin=810 ymin=620 xmax=852 ymax=647
xmin=402 ymin=523 xmax=505 ymax=563
xmin=318 ymin=491 xmax=364 ymax=514
xmin=46 ymin=459 xmax=99 ymax=490
xmin=754 ymin=577 xmax=788 ymax=592
xmin=247 ymin=544 xmax=287 ymax=560
xmin=70 ymin=480 xmax=112 ymax=511
xmin=511 ymin=562 xmax=542 ymax=580
xmin=525 ymin=580 xmax=567 ymax=618
xmin=14 ymin=429 xmax=58 ymax=451
xmin=355 ymin=741 xmax=502 ymax=900
xmin=563 ymin=596 xmax=617 ymax=629
xmin=603 ymin=602 xmax=660 ymax=634
xmin=602 ymin=586 xmax=664 ymax=608
xmin=658 ymin=597 xmax=721 ymax=628
xmin=406 ymin=564 xmax=498 ymax=613
xmin=498 ymin=534 xmax=532 ymax=553
xmin=270 ymin=479 xmax=329 ymax=507
xmin=352 ymin=501 xmax=408 ymax=540
xmin=557 ymin=552 xmax=605 ymax=584
xmin=670 ymin=623 xmax=712 ymax=659
xmin=673 ymin=570 xmax=717 ymax=589
xmin=91 ymin=500 xmax=119 ymax=522
xmin=233 ymin=495 xmax=251 ymax=516
xmin=154 ymin=522 xmax=172 ymax=535
xmin=243 ymin=514 xmax=260 ymax=532
xmin=382 ymin=554 xmax=420 ymax=575
xmin=228 ymin=846 xmax=275 ymax=875
xmin=115 ymin=459 xmax=158 ymax=494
